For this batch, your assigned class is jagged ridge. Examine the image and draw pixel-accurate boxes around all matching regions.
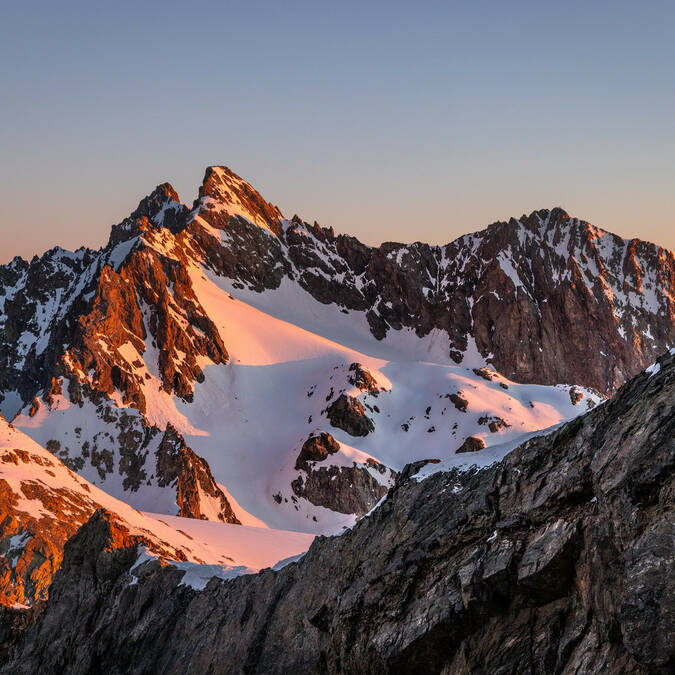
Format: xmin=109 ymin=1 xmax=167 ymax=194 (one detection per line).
xmin=1 ymin=168 xmax=672 ymax=411
xmin=0 ymin=166 xmax=672 ymax=530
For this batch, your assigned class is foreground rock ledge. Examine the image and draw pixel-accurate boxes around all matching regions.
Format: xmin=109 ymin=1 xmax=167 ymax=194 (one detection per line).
xmin=3 ymin=351 xmax=674 ymax=674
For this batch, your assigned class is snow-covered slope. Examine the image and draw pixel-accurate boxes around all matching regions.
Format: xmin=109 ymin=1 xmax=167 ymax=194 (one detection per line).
xmin=0 ymin=164 xmax=669 ymax=537
xmin=0 ymin=415 xmax=314 ymax=606
xmin=11 ymin=262 xmax=601 ymax=533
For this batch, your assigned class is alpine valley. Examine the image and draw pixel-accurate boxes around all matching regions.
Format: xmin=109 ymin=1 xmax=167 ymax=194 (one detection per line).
xmin=0 ymin=167 xmax=673 ymax=673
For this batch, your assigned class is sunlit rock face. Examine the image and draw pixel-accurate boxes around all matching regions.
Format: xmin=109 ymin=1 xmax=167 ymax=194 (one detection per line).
xmin=0 ymin=415 xmax=235 ymax=607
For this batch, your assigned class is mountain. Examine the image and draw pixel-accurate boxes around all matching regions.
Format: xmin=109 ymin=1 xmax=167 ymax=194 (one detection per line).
xmin=0 ymin=166 xmax=672 ymax=670
xmin=0 ymin=166 xmax=671 ymax=534
xmin=2 ymin=168 xmax=672 ymax=406
xmin=2 ymin=349 xmax=672 ymax=673
xmin=0 ymin=414 xmax=313 ymax=607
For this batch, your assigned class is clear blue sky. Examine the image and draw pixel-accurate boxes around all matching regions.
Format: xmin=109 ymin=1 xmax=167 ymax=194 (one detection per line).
xmin=1 ymin=0 xmax=674 ymax=262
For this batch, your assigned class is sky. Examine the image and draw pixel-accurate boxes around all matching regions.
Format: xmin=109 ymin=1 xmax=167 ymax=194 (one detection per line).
xmin=1 ymin=0 xmax=674 ymax=263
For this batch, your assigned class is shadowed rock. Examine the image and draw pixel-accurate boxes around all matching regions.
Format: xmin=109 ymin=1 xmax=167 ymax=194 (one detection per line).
xmin=326 ymin=394 xmax=374 ymax=437
xmin=292 ymin=432 xmax=394 ymax=516
xmin=455 ymin=435 xmax=486 ymax=453
xmin=294 ymin=433 xmax=340 ymax=472
xmin=4 ymin=352 xmax=672 ymax=673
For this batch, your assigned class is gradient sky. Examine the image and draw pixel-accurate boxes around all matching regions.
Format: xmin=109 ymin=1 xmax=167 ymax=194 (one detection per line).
xmin=1 ymin=1 xmax=674 ymax=263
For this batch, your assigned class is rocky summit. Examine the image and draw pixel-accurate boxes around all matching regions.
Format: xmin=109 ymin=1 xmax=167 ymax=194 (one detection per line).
xmin=0 ymin=165 xmax=673 ymax=673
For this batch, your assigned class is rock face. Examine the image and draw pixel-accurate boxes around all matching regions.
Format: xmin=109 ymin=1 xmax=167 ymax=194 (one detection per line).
xmin=280 ymin=208 xmax=675 ymax=396
xmin=294 ymin=433 xmax=340 ymax=471
xmin=0 ymin=422 xmax=141 ymax=607
xmin=456 ymin=435 xmax=486 ymax=453
xmin=0 ymin=179 xmax=228 ymax=415
xmin=22 ymin=382 xmax=239 ymax=524
xmin=0 ymin=605 xmax=40 ymax=665
xmin=5 ymin=377 xmax=239 ymax=526
xmin=0 ymin=416 xmax=242 ymax=607
xmin=292 ymin=433 xmax=395 ymax=516
xmin=218 ymin=203 xmax=674 ymax=396
xmin=155 ymin=425 xmax=240 ymax=523
xmin=4 ymin=351 xmax=672 ymax=673
xmin=326 ymin=394 xmax=374 ymax=437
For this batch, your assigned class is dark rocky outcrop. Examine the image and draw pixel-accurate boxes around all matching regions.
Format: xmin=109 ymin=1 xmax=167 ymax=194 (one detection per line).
xmin=294 ymin=433 xmax=340 ymax=472
xmin=4 ymin=352 xmax=673 ymax=673
xmin=447 ymin=393 xmax=468 ymax=412
xmin=155 ymin=425 xmax=240 ymax=523
xmin=347 ymin=363 xmax=381 ymax=395
xmin=292 ymin=433 xmax=394 ymax=516
xmin=456 ymin=435 xmax=487 ymax=453
xmin=326 ymin=394 xmax=374 ymax=437
xmin=472 ymin=367 xmax=494 ymax=381
xmin=291 ymin=462 xmax=391 ymax=516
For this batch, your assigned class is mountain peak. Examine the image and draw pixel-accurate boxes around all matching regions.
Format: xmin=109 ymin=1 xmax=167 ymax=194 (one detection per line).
xmin=153 ymin=181 xmax=181 ymax=203
xmin=520 ymin=207 xmax=618 ymax=242
xmin=533 ymin=206 xmax=570 ymax=222
xmin=132 ymin=182 xmax=182 ymax=220
xmin=195 ymin=166 xmax=283 ymax=234
xmin=507 ymin=206 xmax=604 ymax=241
xmin=108 ymin=183 xmax=186 ymax=246
xmin=199 ymin=165 xmax=242 ymax=191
